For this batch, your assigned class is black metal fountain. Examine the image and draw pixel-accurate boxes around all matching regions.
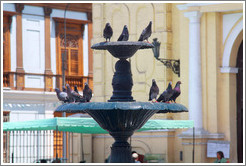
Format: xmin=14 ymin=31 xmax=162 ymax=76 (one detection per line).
xmin=55 ymin=41 xmax=188 ymax=163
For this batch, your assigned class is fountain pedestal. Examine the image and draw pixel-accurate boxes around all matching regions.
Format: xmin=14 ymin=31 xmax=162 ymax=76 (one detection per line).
xmin=91 ymin=41 xmax=153 ymax=102
xmin=109 ymin=131 xmax=134 ymax=162
xmin=109 ymin=59 xmax=134 ymax=102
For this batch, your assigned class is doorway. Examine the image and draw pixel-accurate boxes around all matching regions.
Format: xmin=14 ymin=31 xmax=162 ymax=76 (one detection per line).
xmin=236 ymin=41 xmax=243 ymax=163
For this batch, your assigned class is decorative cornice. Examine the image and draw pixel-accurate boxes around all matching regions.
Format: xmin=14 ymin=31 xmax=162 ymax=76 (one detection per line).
xmin=43 ymin=7 xmax=52 ymax=17
xmin=15 ymin=3 xmax=24 ymax=13
xmin=3 ymin=90 xmax=58 ymax=104
xmin=3 ymin=11 xmax=18 ymax=16
xmin=220 ymin=67 xmax=238 ymax=73
xmin=87 ymin=12 xmax=92 ymax=22
xmin=52 ymin=17 xmax=90 ymax=25
xmin=177 ymin=3 xmax=221 ymax=10
xmin=184 ymin=11 xmax=202 ymax=23
xmin=177 ymin=3 xmax=243 ymax=13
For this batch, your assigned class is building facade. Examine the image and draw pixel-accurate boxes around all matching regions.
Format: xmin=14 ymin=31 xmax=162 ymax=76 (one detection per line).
xmin=91 ymin=2 xmax=243 ymax=163
xmin=2 ymin=2 xmax=243 ymax=163
xmin=2 ymin=3 xmax=93 ymax=163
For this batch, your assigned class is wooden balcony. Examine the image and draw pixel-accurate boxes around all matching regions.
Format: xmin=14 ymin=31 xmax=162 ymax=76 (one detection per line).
xmin=3 ymin=72 xmax=10 ymax=87
xmin=3 ymin=72 xmax=93 ymax=92
xmin=56 ymin=75 xmax=93 ymax=92
xmin=3 ymin=72 xmax=14 ymax=88
xmin=66 ymin=75 xmax=93 ymax=91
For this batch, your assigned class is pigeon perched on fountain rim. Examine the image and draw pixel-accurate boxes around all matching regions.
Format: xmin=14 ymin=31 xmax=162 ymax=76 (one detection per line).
xmin=138 ymin=21 xmax=152 ymax=42
xmin=169 ymin=81 xmax=181 ymax=103
xmin=55 ymin=88 xmax=69 ymax=103
xmin=149 ymin=79 xmax=159 ymax=101
xmin=66 ymin=84 xmax=83 ymax=102
xmin=83 ymin=82 xmax=92 ymax=102
xmin=103 ymin=23 xmax=113 ymax=42
xmin=117 ymin=25 xmax=129 ymax=41
xmin=157 ymin=81 xmax=173 ymax=102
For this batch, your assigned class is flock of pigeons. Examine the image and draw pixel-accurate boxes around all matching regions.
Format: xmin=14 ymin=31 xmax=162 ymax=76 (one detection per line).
xmin=149 ymin=79 xmax=181 ymax=103
xmin=103 ymin=21 xmax=152 ymax=42
xmin=55 ymin=83 xmax=92 ymax=103
xmin=55 ymin=21 xmax=181 ymax=104
xmin=103 ymin=21 xmax=182 ymax=104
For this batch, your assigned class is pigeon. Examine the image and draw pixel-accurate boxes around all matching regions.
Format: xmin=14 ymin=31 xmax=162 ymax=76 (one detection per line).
xmin=103 ymin=23 xmax=113 ymax=42
xmin=170 ymin=81 xmax=181 ymax=103
xmin=138 ymin=21 xmax=152 ymax=42
xmin=55 ymin=88 xmax=69 ymax=103
xmin=149 ymin=79 xmax=159 ymax=102
xmin=62 ymin=86 xmax=66 ymax=92
xmin=83 ymin=82 xmax=92 ymax=102
xmin=157 ymin=81 xmax=173 ymax=103
xmin=66 ymin=84 xmax=82 ymax=102
xmin=74 ymin=85 xmax=79 ymax=93
xmin=117 ymin=25 xmax=129 ymax=41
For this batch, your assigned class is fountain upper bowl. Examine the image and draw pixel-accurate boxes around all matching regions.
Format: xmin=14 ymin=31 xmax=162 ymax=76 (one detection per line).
xmin=91 ymin=41 xmax=154 ymax=59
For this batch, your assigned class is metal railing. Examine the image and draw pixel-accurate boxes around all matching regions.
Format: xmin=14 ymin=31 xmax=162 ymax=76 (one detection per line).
xmin=3 ymin=72 xmax=10 ymax=87
xmin=3 ymin=72 xmax=93 ymax=91
xmin=3 ymin=130 xmax=85 ymax=163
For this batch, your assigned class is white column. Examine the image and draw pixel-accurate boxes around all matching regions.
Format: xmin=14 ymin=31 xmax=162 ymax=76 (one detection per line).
xmin=184 ymin=11 xmax=203 ymax=130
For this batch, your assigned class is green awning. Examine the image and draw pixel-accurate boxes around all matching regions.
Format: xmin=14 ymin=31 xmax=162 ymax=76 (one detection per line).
xmin=3 ymin=118 xmax=193 ymax=134
xmin=138 ymin=119 xmax=194 ymax=131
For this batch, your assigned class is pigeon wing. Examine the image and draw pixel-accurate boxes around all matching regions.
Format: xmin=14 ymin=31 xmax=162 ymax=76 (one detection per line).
xmin=138 ymin=28 xmax=147 ymax=41
xmin=123 ymin=27 xmax=129 ymax=41
xmin=85 ymin=88 xmax=92 ymax=102
xmin=170 ymin=90 xmax=181 ymax=102
xmin=157 ymin=91 xmax=166 ymax=102
xmin=117 ymin=34 xmax=124 ymax=41
xmin=60 ymin=92 xmax=68 ymax=99
xmin=88 ymin=89 xmax=92 ymax=101
xmin=149 ymin=88 xmax=152 ymax=101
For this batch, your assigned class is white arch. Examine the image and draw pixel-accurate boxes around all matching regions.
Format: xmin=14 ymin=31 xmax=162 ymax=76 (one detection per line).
xmin=221 ymin=19 xmax=243 ymax=73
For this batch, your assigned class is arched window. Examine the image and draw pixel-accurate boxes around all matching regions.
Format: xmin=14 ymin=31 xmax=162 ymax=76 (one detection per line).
xmin=54 ymin=18 xmax=88 ymax=91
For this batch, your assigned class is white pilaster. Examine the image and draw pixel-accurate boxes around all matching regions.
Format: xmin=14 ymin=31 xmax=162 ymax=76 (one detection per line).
xmin=184 ymin=11 xmax=203 ymax=130
xmin=177 ymin=7 xmax=224 ymax=139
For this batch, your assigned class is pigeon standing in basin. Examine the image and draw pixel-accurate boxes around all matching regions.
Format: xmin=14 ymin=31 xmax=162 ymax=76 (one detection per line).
xmin=55 ymin=88 xmax=69 ymax=103
xmin=149 ymin=79 xmax=159 ymax=102
xmin=83 ymin=82 xmax=92 ymax=102
xmin=103 ymin=23 xmax=113 ymax=42
xmin=117 ymin=25 xmax=129 ymax=41
xmin=170 ymin=81 xmax=181 ymax=103
xmin=66 ymin=84 xmax=82 ymax=103
xmin=157 ymin=81 xmax=173 ymax=103
xmin=138 ymin=21 xmax=152 ymax=42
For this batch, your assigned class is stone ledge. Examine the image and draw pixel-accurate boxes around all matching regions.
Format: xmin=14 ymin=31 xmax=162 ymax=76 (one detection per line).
xmin=178 ymin=128 xmax=225 ymax=139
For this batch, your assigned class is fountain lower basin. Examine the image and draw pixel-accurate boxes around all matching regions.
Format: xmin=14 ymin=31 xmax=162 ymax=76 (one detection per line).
xmin=55 ymin=102 xmax=187 ymax=163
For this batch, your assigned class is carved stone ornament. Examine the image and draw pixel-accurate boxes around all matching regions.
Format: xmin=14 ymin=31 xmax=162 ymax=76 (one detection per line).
xmin=60 ymin=34 xmax=79 ymax=48
xmin=15 ymin=3 xmax=24 ymax=13
xmin=43 ymin=7 xmax=52 ymax=16
xmin=87 ymin=12 xmax=92 ymax=22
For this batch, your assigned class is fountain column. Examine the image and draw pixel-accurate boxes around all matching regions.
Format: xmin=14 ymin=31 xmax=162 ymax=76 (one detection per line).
xmin=109 ymin=59 xmax=134 ymax=102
